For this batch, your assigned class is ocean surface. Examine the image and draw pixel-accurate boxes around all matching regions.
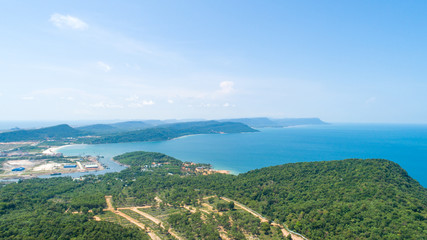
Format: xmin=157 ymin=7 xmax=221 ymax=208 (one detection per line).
xmin=58 ymin=124 xmax=427 ymax=187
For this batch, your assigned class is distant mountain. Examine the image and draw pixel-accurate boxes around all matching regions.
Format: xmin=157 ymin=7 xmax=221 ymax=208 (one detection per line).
xmin=0 ymin=124 xmax=84 ymax=142
xmin=86 ymin=121 xmax=258 ymax=144
xmin=273 ymin=117 xmax=326 ymax=126
xmin=77 ymin=121 xmax=157 ymax=135
xmin=76 ymin=124 xmax=121 ymax=135
xmin=220 ymin=117 xmax=327 ymax=128
xmin=220 ymin=117 xmax=280 ymax=128
xmin=109 ymin=121 xmax=154 ymax=131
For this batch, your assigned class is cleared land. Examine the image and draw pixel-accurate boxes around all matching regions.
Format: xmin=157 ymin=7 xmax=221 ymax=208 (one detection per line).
xmin=100 ymin=195 xmax=307 ymax=240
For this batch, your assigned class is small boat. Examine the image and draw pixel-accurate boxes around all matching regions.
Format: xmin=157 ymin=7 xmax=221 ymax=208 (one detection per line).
xmin=50 ymin=173 xmax=62 ymax=176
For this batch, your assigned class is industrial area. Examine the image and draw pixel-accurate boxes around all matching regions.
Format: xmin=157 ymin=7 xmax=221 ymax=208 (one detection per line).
xmin=0 ymin=142 xmax=103 ymax=180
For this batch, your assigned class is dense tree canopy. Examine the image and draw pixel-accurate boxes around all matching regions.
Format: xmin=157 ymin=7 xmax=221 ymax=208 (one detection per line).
xmin=1 ymin=152 xmax=426 ymax=239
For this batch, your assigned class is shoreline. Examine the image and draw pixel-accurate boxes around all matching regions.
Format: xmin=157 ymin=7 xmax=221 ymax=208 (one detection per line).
xmin=42 ymin=145 xmax=74 ymax=155
xmin=51 ymin=142 xmax=234 ymax=176
xmin=170 ymin=134 xmax=200 ymax=141
xmin=212 ymin=169 xmax=231 ymax=174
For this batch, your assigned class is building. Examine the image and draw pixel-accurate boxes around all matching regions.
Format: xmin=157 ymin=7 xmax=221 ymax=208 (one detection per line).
xmin=64 ymin=165 xmax=77 ymax=168
xmin=12 ymin=167 xmax=25 ymax=171
xmin=84 ymin=164 xmax=98 ymax=168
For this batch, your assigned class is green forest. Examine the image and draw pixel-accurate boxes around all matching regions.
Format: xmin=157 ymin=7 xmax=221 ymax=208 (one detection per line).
xmin=0 ymin=121 xmax=258 ymax=144
xmin=0 ymin=151 xmax=426 ymax=239
xmin=86 ymin=121 xmax=258 ymax=144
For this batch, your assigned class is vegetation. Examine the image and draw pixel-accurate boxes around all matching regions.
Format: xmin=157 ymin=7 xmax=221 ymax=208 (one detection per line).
xmin=0 ymin=177 xmax=149 ymax=239
xmin=0 ymin=151 xmax=425 ymax=239
xmin=77 ymin=124 xmax=122 ymax=135
xmin=86 ymin=121 xmax=258 ymax=144
xmin=220 ymin=159 xmax=427 ymax=239
xmin=0 ymin=124 xmax=84 ymax=142
xmin=0 ymin=121 xmax=257 ymax=144
xmin=114 ymin=151 xmax=183 ymax=166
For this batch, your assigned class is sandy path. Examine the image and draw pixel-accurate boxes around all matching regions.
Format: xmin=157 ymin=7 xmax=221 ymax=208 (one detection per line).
xmin=115 ymin=210 xmax=161 ymax=240
xmin=221 ymin=197 xmax=307 ymax=240
xmin=130 ymin=208 xmax=162 ymax=225
xmin=221 ymin=197 xmax=268 ymax=222
xmin=117 ymin=206 xmax=152 ymax=210
xmin=76 ymin=161 xmax=84 ymax=170
xmin=104 ymin=196 xmax=183 ymax=240
xmin=104 ymin=196 xmax=161 ymax=240
xmin=105 ymin=196 xmax=114 ymax=210
xmin=130 ymin=207 xmax=184 ymax=240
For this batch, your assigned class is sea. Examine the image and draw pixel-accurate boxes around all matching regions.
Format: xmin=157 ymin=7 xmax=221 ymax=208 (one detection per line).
xmin=56 ymin=123 xmax=427 ymax=187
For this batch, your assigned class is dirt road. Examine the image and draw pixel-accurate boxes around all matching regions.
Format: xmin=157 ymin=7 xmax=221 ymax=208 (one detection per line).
xmin=104 ymin=196 xmax=161 ymax=240
xmin=221 ymin=197 xmax=307 ymax=240
xmin=130 ymin=207 xmax=184 ymax=240
xmin=105 ymin=196 xmax=114 ymax=210
xmin=130 ymin=207 xmax=161 ymax=225
xmin=115 ymin=210 xmax=161 ymax=240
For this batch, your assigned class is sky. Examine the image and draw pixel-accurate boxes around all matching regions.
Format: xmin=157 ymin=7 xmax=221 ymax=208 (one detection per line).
xmin=1 ymin=1 xmax=427 ymax=123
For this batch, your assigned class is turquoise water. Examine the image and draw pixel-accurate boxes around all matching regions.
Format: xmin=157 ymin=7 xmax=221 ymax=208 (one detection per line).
xmin=59 ymin=124 xmax=427 ymax=187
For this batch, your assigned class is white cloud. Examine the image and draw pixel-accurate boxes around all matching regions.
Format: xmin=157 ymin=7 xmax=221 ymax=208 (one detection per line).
xmin=128 ymin=100 xmax=155 ymax=108
xmin=168 ymin=99 xmax=174 ymax=104
xmin=90 ymin=102 xmax=123 ymax=109
xmin=97 ymin=61 xmax=111 ymax=72
xmin=125 ymin=95 xmax=139 ymax=102
xmin=50 ymin=13 xmax=88 ymax=30
xmin=21 ymin=96 xmax=35 ymax=101
xmin=219 ymin=81 xmax=234 ymax=94
xmin=143 ymin=100 xmax=154 ymax=105
xmin=223 ymin=102 xmax=236 ymax=107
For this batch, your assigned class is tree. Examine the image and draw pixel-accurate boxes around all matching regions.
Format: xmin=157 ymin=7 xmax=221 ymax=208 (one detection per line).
xmin=228 ymin=201 xmax=235 ymax=210
xmin=260 ymin=222 xmax=271 ymax=235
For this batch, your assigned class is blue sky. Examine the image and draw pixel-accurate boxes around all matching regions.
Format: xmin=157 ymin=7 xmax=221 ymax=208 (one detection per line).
xmin=1 ymin=1 xmax=426 ymax=123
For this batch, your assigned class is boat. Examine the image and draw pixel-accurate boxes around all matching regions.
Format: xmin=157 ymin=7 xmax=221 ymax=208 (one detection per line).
xmin=50 ymin=173 xmax=62 ymax=176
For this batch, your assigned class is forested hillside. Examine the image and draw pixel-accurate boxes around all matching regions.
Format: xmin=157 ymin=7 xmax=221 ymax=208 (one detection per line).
xmin=0 ymin=124 xmax=84 ymax=142
xmin=114 ymin=151 xmax=183 ymax=166
xmin=0 ymin=152 xmax=425 ymax=239
xmin=86 ymin=121 xmax=258 ymax=144
xmin=221 ymin=159 xmax=427 ymax=239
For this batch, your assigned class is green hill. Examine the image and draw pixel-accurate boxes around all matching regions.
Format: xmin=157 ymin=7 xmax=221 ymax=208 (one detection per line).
xmin=109 ymin=121 xmax=154 ymax=131
xmin=220 ymin=159 xmax=427 ymax=239
xmin=113 ymin=151 xmax=183 ymax=166
xmin=0 ymin=124 xmax=84 ymax=142
xmin=77 ymin=124 xmax=122 ymax=135
xmin=87 ymin=121 xmax=258 ymax=144
xmin=0 ymin=154 xmax=425 ymax=239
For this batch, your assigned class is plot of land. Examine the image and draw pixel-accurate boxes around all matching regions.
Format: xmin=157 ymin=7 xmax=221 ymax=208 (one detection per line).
xmin=99 ymin=195 xmax=307 ymax=240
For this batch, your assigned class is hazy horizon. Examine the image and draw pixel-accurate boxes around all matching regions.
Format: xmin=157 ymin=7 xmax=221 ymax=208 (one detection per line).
xmin=2 ymin=1 xmax=427 ymax=123
xmin=2 ymin=118 xmax=427 ymax=131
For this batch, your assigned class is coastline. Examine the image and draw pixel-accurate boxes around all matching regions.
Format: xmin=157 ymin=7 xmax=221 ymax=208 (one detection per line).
xmin=170 ymin=134 xmax=200 ymax=141
xmin=49 ymin=141 xmax=235 ymax=176
xmin=42 ymin=145 xmax=74 ymax=155
xmin=213 ymin=169 xmax=231 ymax=174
